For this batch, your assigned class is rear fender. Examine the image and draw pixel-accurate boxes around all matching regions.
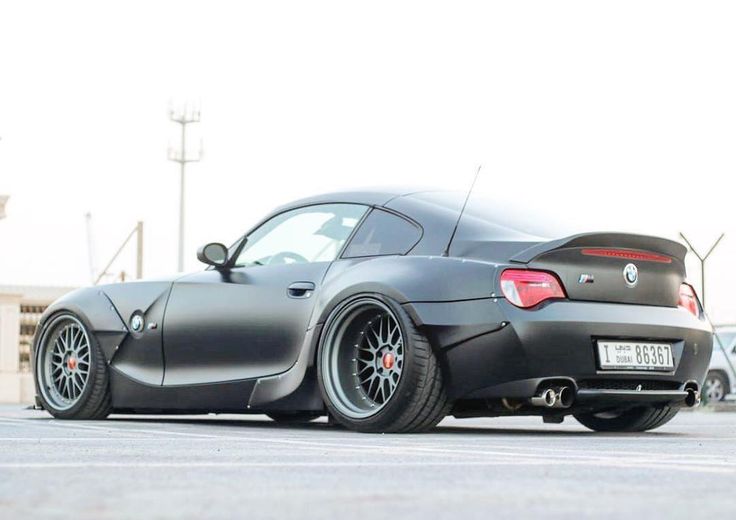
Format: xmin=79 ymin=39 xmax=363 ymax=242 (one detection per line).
xmin=249 ymin=256 xmax=498 ymax=407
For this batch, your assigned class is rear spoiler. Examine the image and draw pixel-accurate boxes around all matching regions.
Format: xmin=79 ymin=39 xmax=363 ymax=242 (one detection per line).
xmin=509 ymin=232 xmax=688 ymax=264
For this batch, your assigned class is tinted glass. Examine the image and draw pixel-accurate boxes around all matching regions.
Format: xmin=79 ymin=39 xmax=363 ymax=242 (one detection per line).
xmin=714 ymin=331 xmax=736 ymax=349
xmin=236 ymin=204 xmax=367 ymax=267
xmin=343 ymin=209 xmax=421 ymax=258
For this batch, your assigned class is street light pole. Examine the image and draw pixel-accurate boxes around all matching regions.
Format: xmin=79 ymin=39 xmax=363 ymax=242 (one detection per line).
xmin=168 ymin=104 xmax=202 ymax=272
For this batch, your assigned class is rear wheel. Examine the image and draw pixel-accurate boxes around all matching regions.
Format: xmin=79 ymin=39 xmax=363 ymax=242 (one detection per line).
xmin=704 ymin=371 xmax=729 ymax=402
xmin=317 ymin=296 xmax=450 ymax=433
xmin=574 ymin=406 xmax=678 ymax=432
xmin=34 ymin=313 xmax=112 ymax=420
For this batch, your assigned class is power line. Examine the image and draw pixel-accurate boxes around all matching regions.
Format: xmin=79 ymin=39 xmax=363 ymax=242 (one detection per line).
xmin=168 ymin=103 xmax=202 ymax=272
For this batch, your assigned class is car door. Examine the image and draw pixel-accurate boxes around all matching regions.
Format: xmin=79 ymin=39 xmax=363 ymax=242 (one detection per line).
xmin=161 ymin=203 xmax=368 ymax=386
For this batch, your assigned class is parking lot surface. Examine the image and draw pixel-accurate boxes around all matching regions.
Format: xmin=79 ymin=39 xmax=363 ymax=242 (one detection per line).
xmin=1 ymin=405 xmax=734 ymax=519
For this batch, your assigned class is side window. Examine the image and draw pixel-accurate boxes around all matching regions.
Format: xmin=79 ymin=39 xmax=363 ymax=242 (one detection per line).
xmin=714 ymin=331 xmax=736 ymax=353
xmin=235 ymin=204 xmax=367 ymax=267
xmin=343 ymin=209 xmax=421 ymax=258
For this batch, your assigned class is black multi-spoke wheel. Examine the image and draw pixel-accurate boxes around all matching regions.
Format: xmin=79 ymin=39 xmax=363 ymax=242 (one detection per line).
xmin=318 ymin=296 xmax=450 ymax=433
xmin=34 ymin=313 xmax=112 ymax=420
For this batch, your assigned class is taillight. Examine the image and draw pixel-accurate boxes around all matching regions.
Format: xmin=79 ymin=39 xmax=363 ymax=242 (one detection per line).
xmin=678 ymin=283 xmax=700 ymax=318
xmin=581 ymin=248 xmax=672 ymax=264
xmin=500 ymin=269 xmax=567 ymax=308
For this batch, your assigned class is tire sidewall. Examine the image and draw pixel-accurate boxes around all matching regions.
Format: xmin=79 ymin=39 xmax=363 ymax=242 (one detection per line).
xmin=33 ymin=311 xmax=105 ymax=418
xmin=316 ymin=293 xmax=425 ymax=431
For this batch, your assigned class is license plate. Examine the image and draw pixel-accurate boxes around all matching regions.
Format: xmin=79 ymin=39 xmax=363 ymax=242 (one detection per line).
xmin=597 ymin=341 xmax=674 ymax=371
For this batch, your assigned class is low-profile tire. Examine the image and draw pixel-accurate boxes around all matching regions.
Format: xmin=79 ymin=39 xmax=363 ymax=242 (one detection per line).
xmin=317 ymin=295 xmax=451 ymax=433
xmin=574 ymin=406 xmax=679 ymax=432
xmin=266 ymin=411 xmax=321 ymax=424
xmin=704 ymin=371 xmax=729 ymax=402
xmin=33 ymin=312 xmax=112 ymax=420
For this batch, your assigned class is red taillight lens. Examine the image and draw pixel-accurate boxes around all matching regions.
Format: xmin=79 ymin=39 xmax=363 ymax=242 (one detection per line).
xmin=678 ymin=283 xmax=700 ymax=317
xmin=500 ymin=269 xmax=567 ymax=308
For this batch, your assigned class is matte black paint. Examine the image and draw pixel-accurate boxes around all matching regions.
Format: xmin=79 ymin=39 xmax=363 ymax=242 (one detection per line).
xmin=163 ymin=262 xmax=330 ymax=385
xmin=33 ymin=188 xmax=714 ymax=417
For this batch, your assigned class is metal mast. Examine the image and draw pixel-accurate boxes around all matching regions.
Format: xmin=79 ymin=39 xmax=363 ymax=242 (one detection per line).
xmin=679 ymin=232 xmax=724 ymax=312
xmin=168 ymin=103 xmax=202 ymax=272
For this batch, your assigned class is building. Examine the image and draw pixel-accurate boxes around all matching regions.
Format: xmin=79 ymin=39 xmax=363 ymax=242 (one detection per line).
xmin=0 ymin=285 xmax=76 ymax=403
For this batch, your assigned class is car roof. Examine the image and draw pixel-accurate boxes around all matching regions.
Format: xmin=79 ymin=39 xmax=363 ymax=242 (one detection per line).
xmin=273 ymin=186 xmax=436 ymax=212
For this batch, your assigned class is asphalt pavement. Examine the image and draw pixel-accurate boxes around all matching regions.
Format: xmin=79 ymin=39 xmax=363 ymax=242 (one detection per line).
xmin=0 ymin=405 xmax=734 ymax=519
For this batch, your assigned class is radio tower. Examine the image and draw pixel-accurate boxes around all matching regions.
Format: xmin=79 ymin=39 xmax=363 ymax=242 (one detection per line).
xmin=168 ymin=103 xmax=202 ymax=272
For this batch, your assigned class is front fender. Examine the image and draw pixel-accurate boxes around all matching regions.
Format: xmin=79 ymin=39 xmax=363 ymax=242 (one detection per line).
xmin=36 ymin=287 xmax=128 ymax=362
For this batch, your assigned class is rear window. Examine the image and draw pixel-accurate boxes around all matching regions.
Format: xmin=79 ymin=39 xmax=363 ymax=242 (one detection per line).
xmin=343 ymin=209 xmax=421 ymax=258
xmin=406 ymin=191 xmax=553 ymax=241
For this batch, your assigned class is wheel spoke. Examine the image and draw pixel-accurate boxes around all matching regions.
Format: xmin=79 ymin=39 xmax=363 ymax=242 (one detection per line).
xmin=364 ymin=333 xmax=378 ymax=351
xmin=72 ymin=375 xmax=83 ymax=396
xmin=359 ymin=370 xmax=375 ymax=385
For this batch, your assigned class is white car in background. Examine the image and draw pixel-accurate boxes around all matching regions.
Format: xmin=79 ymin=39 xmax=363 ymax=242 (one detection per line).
xmin=706 ymin=327 xmax=736 ymax=401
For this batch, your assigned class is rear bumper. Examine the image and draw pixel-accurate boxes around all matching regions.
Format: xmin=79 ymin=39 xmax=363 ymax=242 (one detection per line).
xmin=431 ymin=298 xmax=713 ymax=403
xmin=575 ymin=388 xmax=689 ymax=406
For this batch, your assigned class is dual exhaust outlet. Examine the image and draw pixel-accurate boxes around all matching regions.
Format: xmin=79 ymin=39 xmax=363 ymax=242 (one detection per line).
xmin=529 ymin=384 xmax=701 ymax=409
xmin=530 ymin=386 xmax=575 ymax=409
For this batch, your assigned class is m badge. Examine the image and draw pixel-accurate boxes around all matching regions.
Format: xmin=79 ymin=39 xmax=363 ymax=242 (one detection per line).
xmin=578 ymin=274 xmax=595 ymax=284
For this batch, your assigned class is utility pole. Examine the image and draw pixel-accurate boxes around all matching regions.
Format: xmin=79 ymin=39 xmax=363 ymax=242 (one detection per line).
xmin=0 ymin=195 xmax=7 ymax=221
xmin=679 ymin=232 xmax=724 ymax=311
xmin=167 ymin=103 xmax=202 ymax=272
xmin=84 ymin=212 xmax=97 ymax=284
xmin=136 ymin=221 xmax=144 ymax=280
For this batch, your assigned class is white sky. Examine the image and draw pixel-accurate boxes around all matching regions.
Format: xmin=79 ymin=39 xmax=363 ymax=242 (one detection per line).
xmin=1 ymin=1 xmax=735 ymax=322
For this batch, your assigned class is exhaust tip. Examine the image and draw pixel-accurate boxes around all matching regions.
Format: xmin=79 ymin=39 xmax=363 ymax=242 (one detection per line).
xmin=530 ymin=388 xmax=558 ymax=408
xmin=685 ymin=389 xmax=701 ymax=408
xmin=542 ymin=388 xmax=557 ymax=407
xmin=556 ymin=386 xmax=574 ymax=408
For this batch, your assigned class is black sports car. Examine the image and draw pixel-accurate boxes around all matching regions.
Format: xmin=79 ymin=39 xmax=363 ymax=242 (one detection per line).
xmin=33 ymin=188 xmax=713 ymax=433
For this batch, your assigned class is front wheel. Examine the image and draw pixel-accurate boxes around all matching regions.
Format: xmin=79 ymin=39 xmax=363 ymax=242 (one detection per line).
xmin=317 ymin=296 xmax=450 ymax=433
xmin=574 ymin=406 xmax=679 ymax=432
xmin=34 ymin=313 xmax=112 ymax=420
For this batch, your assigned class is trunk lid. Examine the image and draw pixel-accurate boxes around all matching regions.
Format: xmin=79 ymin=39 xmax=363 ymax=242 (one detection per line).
xmin=510 ymin=233 xmax=687 ymax=307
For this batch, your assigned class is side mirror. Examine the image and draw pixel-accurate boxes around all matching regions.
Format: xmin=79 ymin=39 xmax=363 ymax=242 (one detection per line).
xmin=197 ymin=242 xmax=229 ymax=268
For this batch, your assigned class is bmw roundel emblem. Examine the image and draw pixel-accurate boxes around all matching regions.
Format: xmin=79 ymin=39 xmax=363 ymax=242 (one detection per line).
xmin=623 ymin=263 xmax=638 ymax=287
xmin=130 ymin=314 xmax=144 ymax=332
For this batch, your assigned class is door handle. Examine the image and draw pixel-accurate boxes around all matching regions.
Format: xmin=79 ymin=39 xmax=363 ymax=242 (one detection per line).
xmin=287 ymin=282 xmax=316 ymax=299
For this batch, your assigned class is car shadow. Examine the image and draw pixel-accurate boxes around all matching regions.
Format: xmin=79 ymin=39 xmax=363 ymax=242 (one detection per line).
xmin=93 ymin=415 xmax=687 ymax=437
